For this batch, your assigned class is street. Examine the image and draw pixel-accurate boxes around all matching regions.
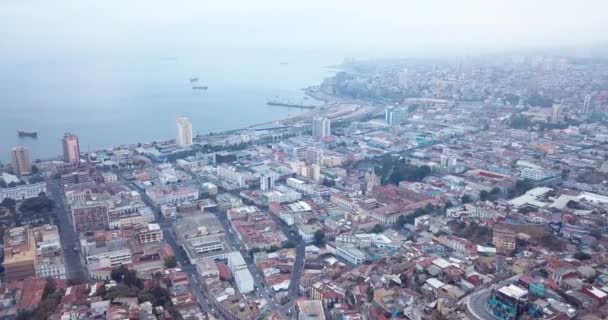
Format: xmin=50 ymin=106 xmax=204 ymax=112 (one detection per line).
xmin=464 ymin=274 xmax=523 ymax=320
xmin=159 ymin=218 xmax=214 ymax=315
xmin=215 ymin=211 xmax=278 ymax=310
xmin=46 ymin=179 xmax=87 ymax=281
xmin=266 ymin=211 xmax=305 ymax=315
xmin=466 ymin=288 xmax=499 ymax=320
xmin=137 ymin=185 xmax=216 ymax=316
xmin=136 ymin=174 xmax=305 ymax=318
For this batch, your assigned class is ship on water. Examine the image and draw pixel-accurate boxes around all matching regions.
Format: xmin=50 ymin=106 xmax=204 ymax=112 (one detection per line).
xmin=192 ymin=86 xmax=208 ymax=90
xmin=18 ymin=130 xmax=38 ymax=138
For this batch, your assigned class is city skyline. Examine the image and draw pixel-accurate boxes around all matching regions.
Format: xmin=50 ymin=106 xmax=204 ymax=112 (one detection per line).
xmin=4 ymin=2 xmax=608 ymax=320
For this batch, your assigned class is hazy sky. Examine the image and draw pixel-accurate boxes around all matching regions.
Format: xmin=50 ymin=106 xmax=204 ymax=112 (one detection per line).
xmin=2 ymin=0 xmax=608 ymax=58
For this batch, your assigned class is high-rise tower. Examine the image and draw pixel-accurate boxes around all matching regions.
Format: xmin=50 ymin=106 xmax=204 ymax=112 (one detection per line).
xmin=11 ymin=146 xmax=31 ymax=176
xmin=62 ymin=133 xmax=80 ymax=164
xmin=176 ymin=116 xmax=193 ymax=146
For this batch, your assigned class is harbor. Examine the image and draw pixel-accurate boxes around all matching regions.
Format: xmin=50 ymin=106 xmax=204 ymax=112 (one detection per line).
xmin=266 ymin=99 xmax=317 ymax=109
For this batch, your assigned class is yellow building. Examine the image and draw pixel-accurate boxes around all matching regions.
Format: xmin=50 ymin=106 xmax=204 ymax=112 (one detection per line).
xmin=3 ymin=227 xmax=36 ymax=282
xmin=492 ymin=225 xmax=517 ymax=252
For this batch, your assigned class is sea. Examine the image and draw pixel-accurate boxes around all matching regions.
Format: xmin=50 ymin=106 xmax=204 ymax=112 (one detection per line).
xmin=0 ymin=49 xmax=341 ymax=162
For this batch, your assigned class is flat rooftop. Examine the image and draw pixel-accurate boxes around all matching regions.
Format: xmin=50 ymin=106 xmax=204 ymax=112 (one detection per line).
xmin=175 ymin=212 xmax=225 ymax=236
xmin=499 ymin=284 xmax=528 ymax=299
xmin=297 ymin=300 xmax=325 ymax=320
xmin=3 ymin=228 xmax=36 ymax=265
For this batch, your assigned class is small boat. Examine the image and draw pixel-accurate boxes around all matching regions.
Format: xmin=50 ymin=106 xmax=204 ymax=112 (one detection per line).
xmin=190 ymin=77 xmax=199 ymax=83
xmin=18 ymin=130 xmax=38 ymax=138
xmin=192 ymin=86 xmax=208 ymax=90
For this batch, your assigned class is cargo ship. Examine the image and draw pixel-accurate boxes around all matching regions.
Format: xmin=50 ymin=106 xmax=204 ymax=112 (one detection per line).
xmin=192 ymin=86 xmax=208 ymax=90
xmin=18 ymin=130 xmax=38 ymax=138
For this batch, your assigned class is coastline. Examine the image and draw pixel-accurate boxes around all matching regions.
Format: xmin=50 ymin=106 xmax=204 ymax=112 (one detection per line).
xmin=25 ymin=72 xmax=385 ymax=164
xmin=30 ymin=86 xmax=336 ymax=162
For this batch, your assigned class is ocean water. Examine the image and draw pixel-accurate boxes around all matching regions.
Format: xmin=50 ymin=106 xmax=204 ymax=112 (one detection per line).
xmin=0 ymin=49 xmax=340 ymax=162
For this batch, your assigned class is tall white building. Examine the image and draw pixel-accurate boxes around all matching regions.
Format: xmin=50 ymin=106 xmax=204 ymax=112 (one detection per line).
xmin=260 ymin=173 xmax=278 ymax=191
xmin=440 ymin=155 xmax=458 ymax=167
xmin=520 ymin=167 xmax=555 ymax=181
xmin=176 ymin=116 xmax=193 ymax=146
xmin=227 ymin=252 xmax=254 ymax=293
xmin=384 ymin=108 xmax=407 ymax=126
xmin=551 ymin=103 xmax=561 ymax=123
xmin=583 ymin=94 xmax=592 ymax=115
xmin=311 ymin=164 xmax=321 ymax=182
xmin=312 ymin=117 xmax=331 ymax=139
xmin=307 ymin=148 xmax=324 ymax=166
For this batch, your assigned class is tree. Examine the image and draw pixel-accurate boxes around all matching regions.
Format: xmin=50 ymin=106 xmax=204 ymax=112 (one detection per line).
xmin=479 ymin=190 xmax=489 ymax=201
xmin=96 ymin=284 xmax=107 ymax=297
xmin=164 ymin=256 xmax=177 ymax=268
xmin=399 ymin=273 xmax=409 ymax=288
xmin=66 ymin=278 xmax=85 ymax=286
xmin=314 ymin=230 xmax=325 ymax=245
xmin=481 ymin=188 xmax=500 ymax=202
xmin=389 ymin=164 xmax=430 ymax=185
xmin=396 ymin=215 xmax=409 ymax=228
xmin=371 ymin=224 xmax=385 ymax=234
xmin=110 ymin=265 xmax=142 ymax=289
xmin=366 ymin=286 xmax=375 ymax=302
xmin=20 ymin=279 xmax=65 ymax=320
xmin=525 ymin=94 xmax=554 ymax=108
xmin=509 ymin=115 xmax=532 ymax=129
xmin=589 ymin=228 xmax=603 ymax=240
xmin=19 ymin=196 xmax=54 ymax=214
xmin=1 ymin=197 xmax=16 ymax=213
xmin=267 ymin=245 xmax=281 ymax=253
xmin=566 ymin=200 xmax=581 ymax=210
xmin=345 ymin=289 xmax=356 ymax=307
xmin=111 ymin=265 xmax=129 ymax=282
xmin=540 ymin=233 xmax=564 ymax=251
xmin=123 ymin=270 xmax=143 ymax=289
xmin=516 ymin=238 xmax=529 ymax=248
xmin=42 ymin=278 xmax=57 ymax=299
xmin=282 ymin=240 xmax=296 ymax=249
xmin=510 ymin=180 xmax=534 ymax=198
xmin=16 ymin=310 xmax=34 ymax=320
xmin=461 ymin=194 xmax=472 ymax=204
xmin=574 ymin=251 xmax=592 ymax=261
xmin=443 ymin=201 xmax=453 ymax=212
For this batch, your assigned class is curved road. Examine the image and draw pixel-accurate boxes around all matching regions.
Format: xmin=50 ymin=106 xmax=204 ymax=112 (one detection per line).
xmin=466 ymin=288 xmax=500 ymax=320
